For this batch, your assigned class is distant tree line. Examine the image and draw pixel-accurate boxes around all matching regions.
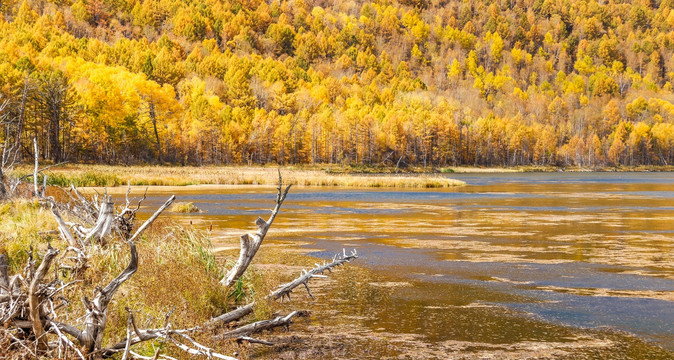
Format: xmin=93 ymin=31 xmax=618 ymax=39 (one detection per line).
xmin=0 ymin=0 xmax=673 ymax=167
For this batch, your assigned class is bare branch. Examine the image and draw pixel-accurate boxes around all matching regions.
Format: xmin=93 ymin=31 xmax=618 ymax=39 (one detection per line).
xmin=45 ymin=320 xmax=84 ymax=341
xmin=5 ymin=330 xmax=37 ymax=358
xmin=18 ymin=161 xmax=69 ymax=182
xmin=215 ymin=311 xmax=297 ymax=340
xmin=33 ymin=138 xmax=39 ymax=196
xmin=69 ymin=184 xmax=98 ymax=223
xmin=83 ymin=195 xmax=114 ymax=242
xmin=105 ymin=302 xmax=255 ymax=355
xmin=28 ymin=245 xmax=59 ymax=351
xmin=79 ymin=240 xmax=138 ymax=352
xmin=270 ymin=249 xmax=358 ymax=301
xmin=116 ymin=184 xmax=148 ymax=239
xmin=222 ymin=171 xmax=291 ymax=287
xmin=167 ymin=331 xmax=237 ymax=360
xmin=0 ymin=254 xmax=9 ymax=294
xmin=50 ymin=322 xmax=86 ymax=360
xmin=236 ymin=336 xmax=274 ymax=346
xmin=203 ymin=302 xmax=255 ymax=329
xmin=129 ymin=195 xmax=175 ymax=242
xmin=51 ymin=207 xmax=79 ymax=248
xmin=121 ymin=312 xmax=133 ymax=360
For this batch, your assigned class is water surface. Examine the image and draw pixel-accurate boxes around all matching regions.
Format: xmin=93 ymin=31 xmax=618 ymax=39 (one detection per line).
xmin=132 ymin=172 xmax=674 ymax=357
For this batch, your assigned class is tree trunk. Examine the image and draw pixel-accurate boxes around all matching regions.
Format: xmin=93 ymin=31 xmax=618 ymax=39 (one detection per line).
xmin=49 ymin=109 xmax=61 ymax=163
xmin=0 ymin=168 xmax=6 ymax=199
xmin=149 ymin=102 xmax=162 ymax=163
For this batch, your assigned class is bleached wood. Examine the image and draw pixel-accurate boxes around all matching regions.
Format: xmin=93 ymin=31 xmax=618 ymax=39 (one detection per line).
xmin=216 ymin=311 xmax=298 ymax=340
xmin=0 ymin=254 xmax=8 ymax=294
xmin=129 ymin=195 xmax=175 ymax=242
xmin=83 ymin=195 xmax=114 ymax=241
xmin=222 ymin=170 xmax=291 ymax=287
xmin=78 ymin=240 xmax=138 ymax=355
xmin=51 ymin=207 xmax=79 ymax=248
xmin=270 ymin=249 xmax=358 ymax=301
xmin=33 ymin=137 xmax=39 ymax=196
xmin=203 ymin=302 xmax=255 ymax=328
xmin=28 ymin=245 xmax=59 ymax=351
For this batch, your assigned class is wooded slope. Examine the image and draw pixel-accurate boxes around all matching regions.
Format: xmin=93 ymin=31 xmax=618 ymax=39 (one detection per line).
xmin=1 ymin=0 xmax=673 ymax=167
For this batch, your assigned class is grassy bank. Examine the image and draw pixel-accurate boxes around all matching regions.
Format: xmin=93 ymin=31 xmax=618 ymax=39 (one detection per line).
xmin=9 ymin=163 xmax=672 ymax=189
xmin=10 ymin=164 xmax=466 ymax=188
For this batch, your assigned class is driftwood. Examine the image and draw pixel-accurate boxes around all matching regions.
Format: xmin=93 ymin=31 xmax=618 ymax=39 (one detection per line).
xmin=221 ymin=169 xmax=291 ymax=287
xmin=0 ymin=169 xmax=359 ymax=359
xmin=203 ymin=302 xmax=255 ymax=329
xmin=0 ymin=254 xmax=9 ymax=292
xmin=270 ymin=249 xmax=359 ymax=301
xmin=0 ymin=182 xmax=176 ymax=358
xmin=102 ymin=247 xmax=360 ymax=354
xmin=28 ymin=244 xmax=59 ymax=351
xmin=216 ymin=311 xmax=298 ymax=340
xmin=80 ymin=240 xmax=138 ymax=353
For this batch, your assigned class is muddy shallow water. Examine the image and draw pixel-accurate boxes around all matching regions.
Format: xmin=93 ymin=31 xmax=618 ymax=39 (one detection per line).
xmin=129 ymin=172 xmax=674 ymax=358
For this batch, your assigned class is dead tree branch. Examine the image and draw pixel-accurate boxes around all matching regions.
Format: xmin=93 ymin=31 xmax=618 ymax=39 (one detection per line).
xmin=203 ymin=302 xmax=255 ymax=329
xmin=236 ymin=336 xmax=274 ymax=346
xmin=51 ymin=206 xmax=80 ymax=248
xmin=270 ymin=249 xmax=358 ymax=301
xmin=0 ymin=254 xmax=9 ymax=293
xmin=129 ymin=195 xmax=175 ymax=242
xmin=33 ymin=137 xmax=39 ymax=196
xmin=215 ymin=311 xmax=297 ymax=340
xmin=28 ymin=245 xmax=59 ymax=351
xmin=78 ymin=240 xmax=138 ymax=354
xmin=222 ymin=170 xmax=291 ymax=287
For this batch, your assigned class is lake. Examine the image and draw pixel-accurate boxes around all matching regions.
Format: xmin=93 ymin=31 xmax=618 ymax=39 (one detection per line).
xmin=133 ymin=172 xmax=674 ymax=358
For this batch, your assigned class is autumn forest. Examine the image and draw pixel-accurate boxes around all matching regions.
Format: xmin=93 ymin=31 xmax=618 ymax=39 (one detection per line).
xmin=1 ymin=0 xmax=674 ymax=167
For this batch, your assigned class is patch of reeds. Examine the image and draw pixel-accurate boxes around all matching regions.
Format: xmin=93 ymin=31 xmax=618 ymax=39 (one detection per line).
xmin=170 ymin=201 xmax=201 ymax=213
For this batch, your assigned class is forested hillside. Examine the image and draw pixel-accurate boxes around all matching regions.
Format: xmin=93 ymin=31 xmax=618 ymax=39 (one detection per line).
xmin=1 ymin=0 xmax=673 ymax=167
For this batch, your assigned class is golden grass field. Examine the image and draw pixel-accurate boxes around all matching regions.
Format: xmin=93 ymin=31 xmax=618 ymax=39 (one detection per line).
xmin=11 ymin=164 xmax=466 ymax=188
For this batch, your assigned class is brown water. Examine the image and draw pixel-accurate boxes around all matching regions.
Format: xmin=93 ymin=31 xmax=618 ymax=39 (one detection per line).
xmin=132 ymin=172 xmax=674 ymax=358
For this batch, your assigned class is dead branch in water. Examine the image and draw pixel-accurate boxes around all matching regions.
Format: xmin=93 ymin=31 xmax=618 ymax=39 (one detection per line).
xmin=221 ymin=169 xmax=291 ymax=287
xmin=270 ymin=249 xmax=359 ymax=301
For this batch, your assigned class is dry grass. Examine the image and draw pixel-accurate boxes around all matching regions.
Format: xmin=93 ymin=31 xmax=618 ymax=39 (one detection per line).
xmin=10 ymin=164 xmax=465 ymax=188
xmin=0 ymin=198 xmax=280 ymax=359
xmin=440 ymin=166 xmax=522 ymax=173
xmin=0 ymin=199 xmax=58 ymax=271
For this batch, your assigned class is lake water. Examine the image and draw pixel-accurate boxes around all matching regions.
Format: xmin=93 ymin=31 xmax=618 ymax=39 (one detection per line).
xmin=133 ymin=172 xmax=674 ymax=358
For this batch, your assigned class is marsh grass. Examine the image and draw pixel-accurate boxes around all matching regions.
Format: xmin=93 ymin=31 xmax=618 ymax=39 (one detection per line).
xmin=0 ymin=199 xmax=58 ymax=271
xmin=170 ymin=201 xmax=201 ymax=213
xmin=10 ymin=164 xmax=465 ymax=188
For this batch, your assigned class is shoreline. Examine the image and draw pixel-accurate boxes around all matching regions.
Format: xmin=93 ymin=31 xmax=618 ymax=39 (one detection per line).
xmin=8 ymin=163 xmax=672 ymax=189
